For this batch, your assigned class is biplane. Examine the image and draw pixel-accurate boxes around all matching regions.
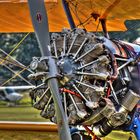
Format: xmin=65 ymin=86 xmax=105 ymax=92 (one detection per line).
xmin=0 ymin=0 xmax=140 ymax=140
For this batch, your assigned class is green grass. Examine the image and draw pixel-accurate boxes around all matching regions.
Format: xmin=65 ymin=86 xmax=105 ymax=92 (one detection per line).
xmin=0 ymin=93 xmax=46 ymax=122
xmin=0 ymin=106 xmax=46 ymax=122
xmin=0 ymin=131 xmax=58 ymax=140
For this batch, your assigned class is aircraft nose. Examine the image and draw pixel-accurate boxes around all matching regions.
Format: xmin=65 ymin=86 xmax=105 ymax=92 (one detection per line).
xmin=16 ymin=94 xmax=23 ymax=101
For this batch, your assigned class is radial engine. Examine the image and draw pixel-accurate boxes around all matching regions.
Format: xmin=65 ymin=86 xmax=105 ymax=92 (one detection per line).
xmin=28 ymin=28 xmax=140 ymax=137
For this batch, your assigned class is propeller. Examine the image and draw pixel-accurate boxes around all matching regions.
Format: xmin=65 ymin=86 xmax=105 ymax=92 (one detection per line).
xmin=27 ymin=0 xmax=50 ymax=56
xmin=27 ymin=0 xmax=71 ymax=140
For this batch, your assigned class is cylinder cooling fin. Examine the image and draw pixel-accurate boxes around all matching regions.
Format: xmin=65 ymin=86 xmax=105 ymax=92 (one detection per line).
xmin=28 ymin=28 xmax=140 ymax=138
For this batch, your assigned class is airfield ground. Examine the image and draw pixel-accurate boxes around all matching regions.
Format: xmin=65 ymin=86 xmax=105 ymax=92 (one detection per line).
xmin=0 ymin=130 xmax=136 ymax=140
xmin=0 ymin=93 xmax=137 ymax=140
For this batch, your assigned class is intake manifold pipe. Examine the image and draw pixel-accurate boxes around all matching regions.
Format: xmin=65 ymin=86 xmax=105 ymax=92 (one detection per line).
xmin=92 ymin=89 xmax=140 ymax=137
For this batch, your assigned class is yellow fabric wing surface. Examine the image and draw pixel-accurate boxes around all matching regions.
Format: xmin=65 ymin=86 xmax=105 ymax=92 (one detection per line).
xmin=0 ymin=0 xmax=140 ymax=32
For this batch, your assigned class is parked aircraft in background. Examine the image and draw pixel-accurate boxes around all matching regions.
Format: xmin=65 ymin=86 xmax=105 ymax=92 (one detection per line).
xmin=0 ymin=86 xmax=35 ymax=106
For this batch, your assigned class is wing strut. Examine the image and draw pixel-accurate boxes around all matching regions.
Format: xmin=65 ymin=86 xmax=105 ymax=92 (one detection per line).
xmin=62 ymin=0 xmax=76 ymax=29
xmin=100 ymin=19 xmax=110 ymax=39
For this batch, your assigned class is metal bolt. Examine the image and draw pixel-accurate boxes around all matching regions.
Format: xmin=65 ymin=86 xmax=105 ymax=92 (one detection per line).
xmin=134 ymin=124 xmax=137 ymax=128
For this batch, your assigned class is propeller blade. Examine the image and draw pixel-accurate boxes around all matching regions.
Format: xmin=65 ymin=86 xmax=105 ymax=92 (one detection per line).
xmin=48 ymin=78 xmax=72 ymax=139
xmin=28 ymin=0 xmax=50 ymax=57
xmin=27 ymin=0 xmax=71 ymax=140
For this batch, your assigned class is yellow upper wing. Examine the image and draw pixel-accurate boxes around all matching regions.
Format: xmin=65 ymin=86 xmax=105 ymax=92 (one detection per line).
xmin=0 ymin=0 xmax=140 ymax=32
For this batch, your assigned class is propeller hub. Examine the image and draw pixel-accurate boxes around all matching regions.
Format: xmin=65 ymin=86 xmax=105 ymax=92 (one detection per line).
xmin=57 ymin=55 xmax=82 ymax=84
